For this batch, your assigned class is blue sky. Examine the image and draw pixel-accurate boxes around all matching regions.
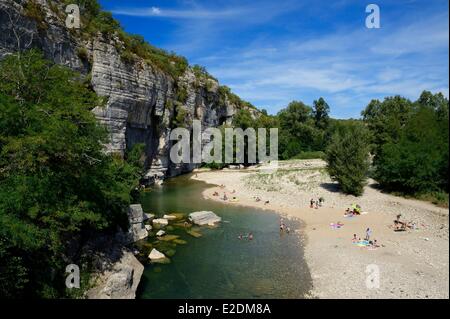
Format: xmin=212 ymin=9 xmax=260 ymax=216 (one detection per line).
xmin=99 ymin=0 xmax=449 ymax=118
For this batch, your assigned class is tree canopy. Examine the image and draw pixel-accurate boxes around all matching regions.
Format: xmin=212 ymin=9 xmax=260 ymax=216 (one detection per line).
xmin=0 ymin=50 xmax=142 ymax=298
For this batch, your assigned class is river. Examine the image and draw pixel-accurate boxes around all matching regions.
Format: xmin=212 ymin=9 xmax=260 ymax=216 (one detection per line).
xmin=137 ymin=173 xmax=312 ymax=299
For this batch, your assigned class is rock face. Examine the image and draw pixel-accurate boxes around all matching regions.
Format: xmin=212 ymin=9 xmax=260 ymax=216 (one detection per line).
xmin=0 ymin=0 xmax=259 ymax=185
xmin=86 ymin=247 xmax=144 ymax=299
xmin=189 ymin=211 xmax=221 ymax=226
xmin=126 ymin=204 xmax=148 ymax=243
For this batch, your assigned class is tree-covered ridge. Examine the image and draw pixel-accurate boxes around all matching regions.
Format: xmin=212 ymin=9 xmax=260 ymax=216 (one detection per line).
xmin=0 ymin=50 xmax=143 ymax=298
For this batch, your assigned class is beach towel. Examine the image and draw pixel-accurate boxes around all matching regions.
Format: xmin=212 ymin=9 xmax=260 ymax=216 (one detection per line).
xmin=354 ymin=240 xmax=370 ymax=247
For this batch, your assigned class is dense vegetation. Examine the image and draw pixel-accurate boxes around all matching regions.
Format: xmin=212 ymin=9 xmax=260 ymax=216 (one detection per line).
xmin=0 ymin=50 xmax=142 ymax=298
xmin=362 ymin=91 xmax=449 ymax=204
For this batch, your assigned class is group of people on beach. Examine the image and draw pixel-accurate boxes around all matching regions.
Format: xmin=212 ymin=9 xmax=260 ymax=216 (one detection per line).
xmin=393 ymin=214 xmax=417 ymax=231
xmin=344 ymin=204 xmax=362 ymax=217
xmin=212 ymin=187 xmax=238 ymax=202
xmin=310 ymin=197 xmax=325 ymax=209
xmin=352 ymin=228 xmax=381 ymax=249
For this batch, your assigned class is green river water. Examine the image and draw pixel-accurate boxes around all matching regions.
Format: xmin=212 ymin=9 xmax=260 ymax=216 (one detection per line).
xmin=137 ymin=173 xmax=312 ymax=299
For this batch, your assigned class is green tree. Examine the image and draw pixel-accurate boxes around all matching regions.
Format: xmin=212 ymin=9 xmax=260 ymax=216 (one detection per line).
xmin=374 ymin=92 xmax=449 ymax=194
xmin=361 ymin=96 xmax=413 ymax=156
xmin=312 ymin=97 xmax=330 ymax=130
xmin=0 ymin=50 xmax=140 ymax=298
xmin=325 ymin=122 xmax=371 ymax=196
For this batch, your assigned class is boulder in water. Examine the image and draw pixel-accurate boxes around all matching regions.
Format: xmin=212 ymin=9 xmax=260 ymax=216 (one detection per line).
xmin=143 ymin=213 xmax=155 ymax=221
xmin=156 ymin=230 xmax=165 ymax=237
xmin=163 ymin=214 xmax=177 ymax=220
xmin=189 ymin=211 xmax=221 ymax=226
xmin=148 ymin=248 xmax=165 ymax=260
xmin=145 ymin=224 xmax=152 ymax=231
xmin=153 ymin=218 xmax=168 ymax=226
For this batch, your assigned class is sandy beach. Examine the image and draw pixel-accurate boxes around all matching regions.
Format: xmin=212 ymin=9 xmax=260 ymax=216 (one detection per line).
xmin=192 ymin=160 xmax=449 ymax=299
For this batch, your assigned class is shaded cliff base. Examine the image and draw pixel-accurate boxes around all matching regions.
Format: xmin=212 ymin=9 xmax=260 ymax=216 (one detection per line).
xmin=193 ymin=160 xmax=449 ymax=299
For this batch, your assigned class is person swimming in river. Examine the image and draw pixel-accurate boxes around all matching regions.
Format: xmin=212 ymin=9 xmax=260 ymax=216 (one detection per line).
xmin=248 ymin=233 xmax=253 ymax=240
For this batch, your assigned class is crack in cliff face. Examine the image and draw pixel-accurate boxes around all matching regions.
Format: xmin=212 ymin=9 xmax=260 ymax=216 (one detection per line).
xmin=0 ymin=0 xmax=260 ymax=183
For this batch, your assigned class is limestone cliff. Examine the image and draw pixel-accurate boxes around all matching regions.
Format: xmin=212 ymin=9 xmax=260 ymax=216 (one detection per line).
xmin=0 ymin=0 xmax=259 ymax=184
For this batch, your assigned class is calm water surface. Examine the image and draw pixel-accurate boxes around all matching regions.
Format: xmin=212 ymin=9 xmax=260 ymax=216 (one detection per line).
xmin=137 ymin=174 xmax=312 ymax=299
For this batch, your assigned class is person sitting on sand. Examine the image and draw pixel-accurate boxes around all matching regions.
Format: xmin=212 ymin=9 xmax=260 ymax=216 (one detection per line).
xmin=255 ymin=196 xmax=261 ymax=202
xmin=352 ymin=234 xmax=358 ymax=242
xmin=394 ymin=220 xmax=407 ymax=231
xmin=213 ymin=191 xmax=219 ymax=196
xmin=372 ymin=239 xmax=380 ymax=248
xmin=310 ymin=198 xmax=314 ymax=208
xmin=264 ymin=200 xmax=270 ymax=205
xmin=232 ymin=189 xmax=236 ymax=194
xmin=223 ymin=194 xmax=228 ymax=201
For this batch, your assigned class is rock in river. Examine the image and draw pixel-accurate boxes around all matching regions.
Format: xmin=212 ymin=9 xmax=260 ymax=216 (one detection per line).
xmin=153 ymin=218 xmax=169 ymax=226
xmin=189 ymin=211 xmax=221 ymax=226
xmin=156 ymin=230 xmax=166 ymax=237
xmin=149 ymin=248 xmax=166 ymax=260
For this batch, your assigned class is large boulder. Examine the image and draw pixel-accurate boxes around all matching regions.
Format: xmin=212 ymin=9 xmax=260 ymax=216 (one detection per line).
xmin=148 ymin=248 xmax=165 ymax=260
xmin=189 ymin=211 xmax=221 ymax=226
xmin=86 ymin=248 xmax=144 ymax=299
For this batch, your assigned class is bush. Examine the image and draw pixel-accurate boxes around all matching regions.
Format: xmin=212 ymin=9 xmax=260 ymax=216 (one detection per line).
xmin=374 ymin=102 xmax=448 ymax=194
xmin=325 ymin=122 xmax=371 ymax=196
xmin=76 ymin=47 xmax=89 ymax=61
